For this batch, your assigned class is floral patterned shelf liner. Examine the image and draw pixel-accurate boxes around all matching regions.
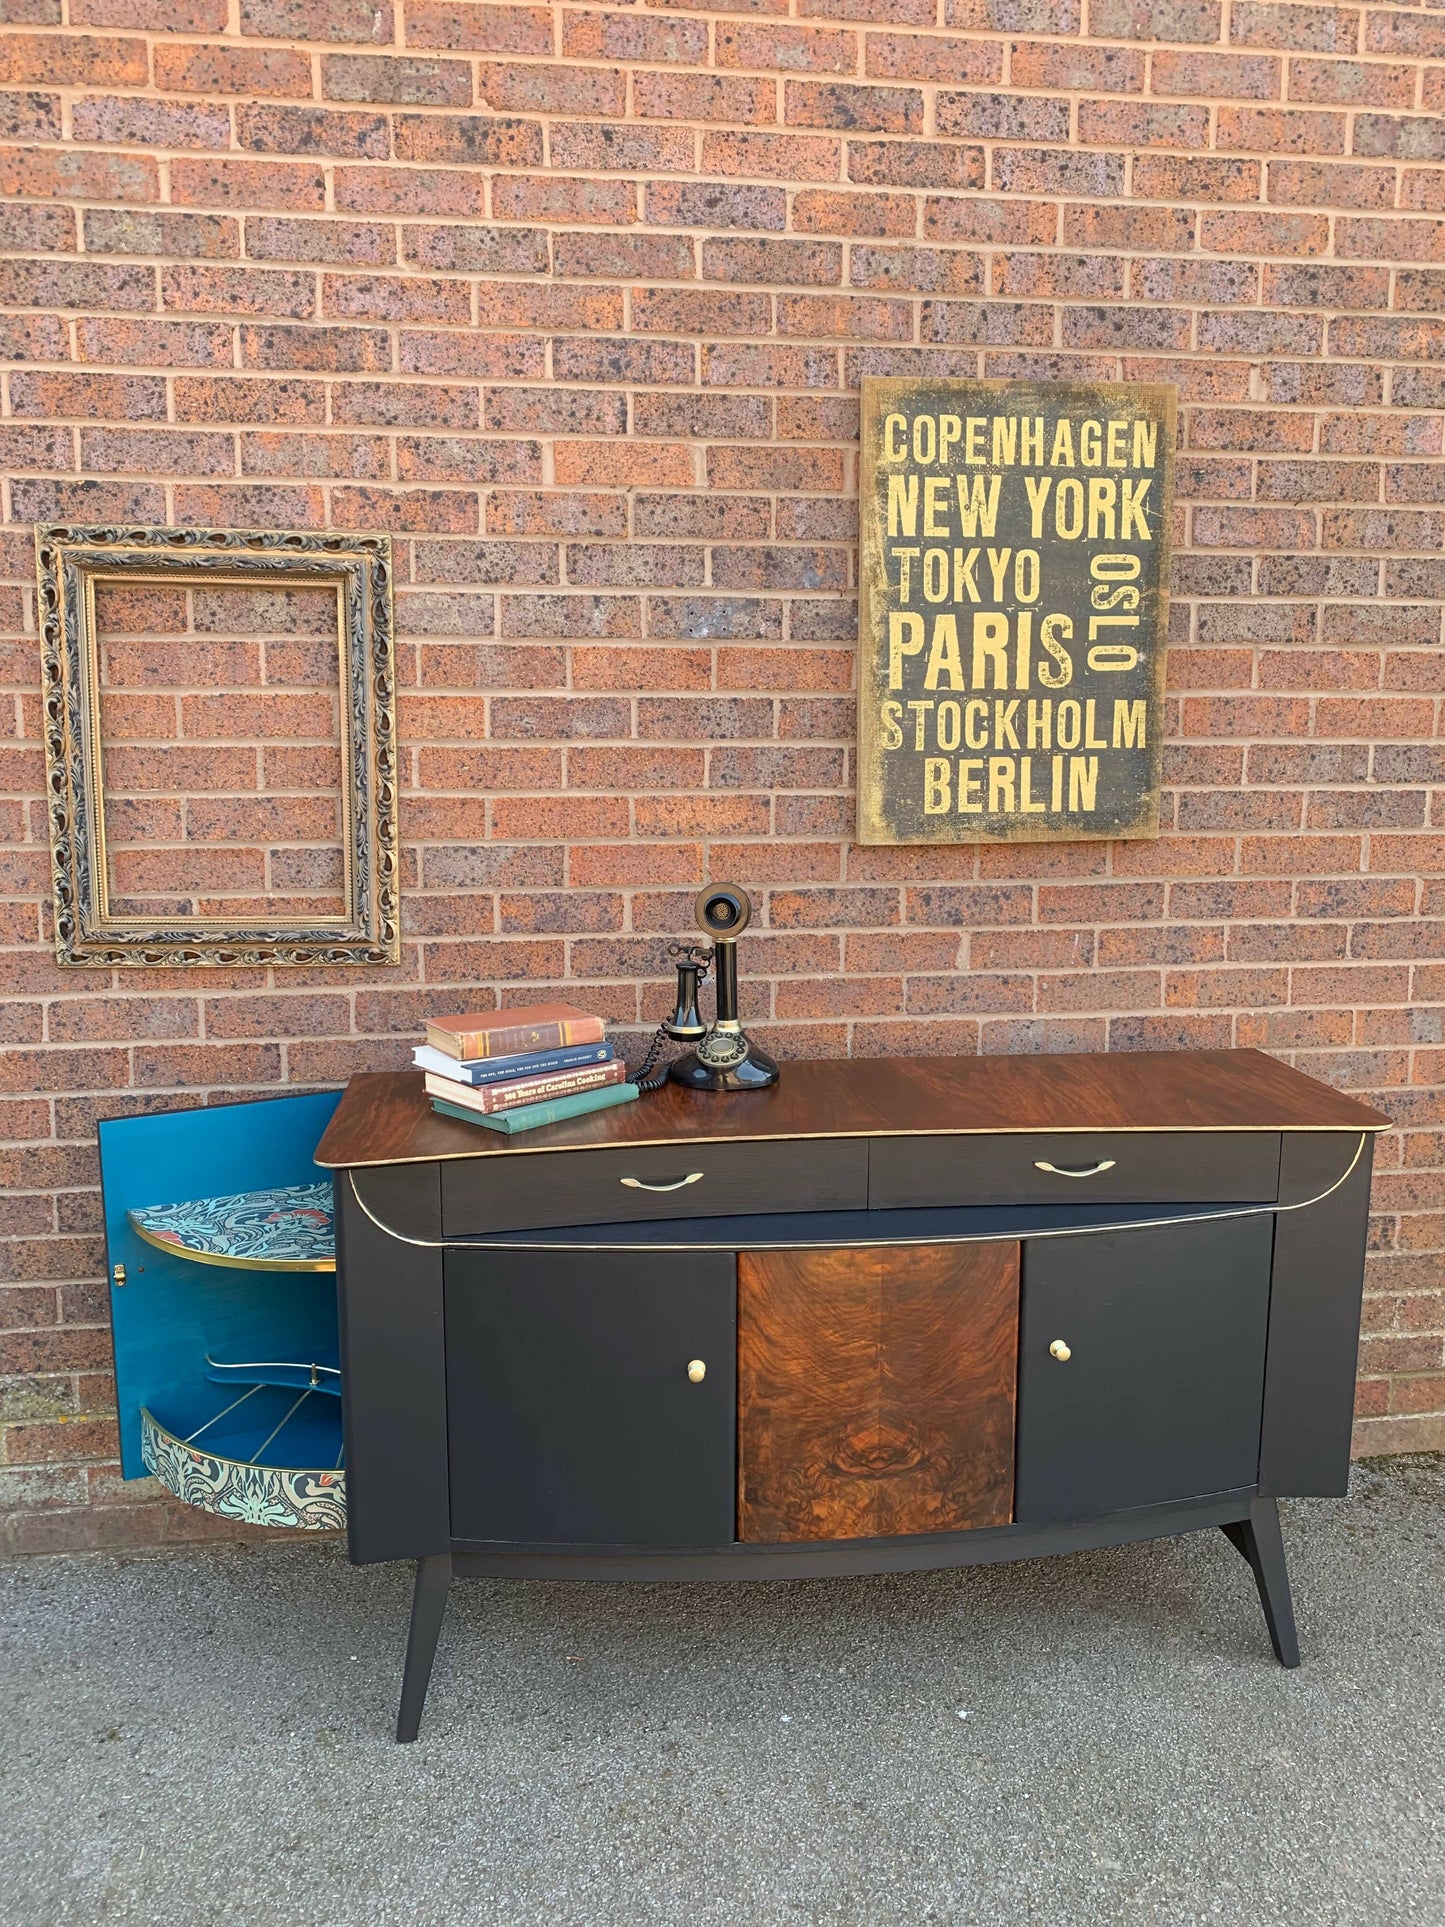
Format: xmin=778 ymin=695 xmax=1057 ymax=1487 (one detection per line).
xmin=128 ymin=1181 xmax=335 ymax=1271
xmin=141 ymin=1401 xmax=346 ymax=1532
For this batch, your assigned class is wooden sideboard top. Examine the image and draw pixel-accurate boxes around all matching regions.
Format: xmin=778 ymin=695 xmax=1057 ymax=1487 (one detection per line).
xmin=314 ymin=1049 xmax=1390 ymax=1169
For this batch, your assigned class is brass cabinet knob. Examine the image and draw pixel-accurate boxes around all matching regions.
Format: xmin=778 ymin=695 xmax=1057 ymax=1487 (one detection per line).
xmin=687 ymin=1359 xmax=707 ymax=1383
xmin=1049 ymin=1339 xmax=1071 ymax=1362
xmin=111 ymin=1263 xmax=126 ymax=1288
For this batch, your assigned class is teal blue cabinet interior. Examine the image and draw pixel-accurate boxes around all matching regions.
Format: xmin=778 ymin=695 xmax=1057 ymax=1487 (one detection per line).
xmin=90 ymin=1051 xmax=1386 ymax=1741
xmin=99 ymin=1090 xmax=343 ymax=1529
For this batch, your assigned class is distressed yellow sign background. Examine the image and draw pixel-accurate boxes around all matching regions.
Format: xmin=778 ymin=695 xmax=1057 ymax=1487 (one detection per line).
xmin=857 ymin=377 xmax=1175 ymax=847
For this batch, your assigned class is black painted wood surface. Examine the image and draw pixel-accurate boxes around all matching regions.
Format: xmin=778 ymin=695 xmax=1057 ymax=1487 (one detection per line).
xmin=440 ymin=1135 xmax=868 ymax=1236
xmin=447 ymin=1488 xmax=1259 ymax=1579
xmin=869 ymin=1129 xmax=1279 ymax=1208
xmin=1221 ymin=1498 xmax=1300 ymax=1669
xmin=463 ymin=1198 xmax=1259 ymax=1252
xmin=327 ymin=1049 xmax=1382 ymax=1610
xmin=335 ymin=1162 xmax=450 ymax=1566
xmin=444 ymin=1248 xmax=737 ymax=1547
xmin=1260 ymin=1132 xmax=1375 ymax=1498
xmin=1014 ymin=1215 xmax=1274 ymax=1524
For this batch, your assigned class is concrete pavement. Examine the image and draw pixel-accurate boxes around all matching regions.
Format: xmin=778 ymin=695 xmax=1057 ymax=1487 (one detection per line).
xmin=3 ymin=1454 xmax=1442 ymax=1927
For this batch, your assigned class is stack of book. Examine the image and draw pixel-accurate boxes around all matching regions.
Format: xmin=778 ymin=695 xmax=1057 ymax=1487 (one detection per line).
xmin=415 ymin=1002 xmax=638 ymax=1135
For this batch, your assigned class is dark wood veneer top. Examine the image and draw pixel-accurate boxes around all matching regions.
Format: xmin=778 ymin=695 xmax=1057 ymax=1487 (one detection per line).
xmin=315 ymin=1049 xmax=1390 ymax=1169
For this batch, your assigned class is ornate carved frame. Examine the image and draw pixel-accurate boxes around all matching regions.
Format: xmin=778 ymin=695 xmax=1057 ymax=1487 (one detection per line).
xmin=37 ymin=524 xmax=399 ymax=968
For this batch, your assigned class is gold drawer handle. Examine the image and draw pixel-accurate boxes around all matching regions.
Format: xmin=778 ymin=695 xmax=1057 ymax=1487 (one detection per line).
xmin=1033 ymin=1159 xmax=1117 ymax=1178
xmin=1049 ymin=1340 xmax=1072 ymax=1363
xmin=687 ymin=1359 xmax=707 ymax=1383
xmin=619 ymin=1172 xmax=705 ymax=1192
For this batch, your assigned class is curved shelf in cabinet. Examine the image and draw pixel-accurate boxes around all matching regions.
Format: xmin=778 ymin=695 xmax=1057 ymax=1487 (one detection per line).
xmin=127 ymin=1181 xmax=335 ymax=1273
xmin=141 ymin=1382 xmax=345 ymax=1531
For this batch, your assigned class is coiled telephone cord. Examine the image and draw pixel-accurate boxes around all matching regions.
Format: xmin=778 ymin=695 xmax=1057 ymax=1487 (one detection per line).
xmin=628 ymin=1022 xmax=675 ymax=1094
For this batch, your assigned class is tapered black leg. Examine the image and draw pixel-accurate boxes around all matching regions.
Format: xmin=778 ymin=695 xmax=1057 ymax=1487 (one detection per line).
xmin=396 ymin=1553 xmax=452 ymax=1742
xmin=1221 ymin=1498 xmax=1300 ymax=1668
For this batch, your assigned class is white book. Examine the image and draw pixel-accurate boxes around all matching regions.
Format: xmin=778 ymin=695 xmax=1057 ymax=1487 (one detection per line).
xmin=413 ymin=1043 xmax=477 ymax=1083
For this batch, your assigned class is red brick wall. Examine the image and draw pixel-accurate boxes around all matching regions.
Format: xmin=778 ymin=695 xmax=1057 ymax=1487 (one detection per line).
xmin=96 ymin=577 xmax=351 ymax=921
xmin=3 ymin=0 xmax=1445 ymax=1552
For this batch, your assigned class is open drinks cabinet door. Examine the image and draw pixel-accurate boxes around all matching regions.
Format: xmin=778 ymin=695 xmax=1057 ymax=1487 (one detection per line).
xmin=99 ymin=1091 xmax=345 ymax=1532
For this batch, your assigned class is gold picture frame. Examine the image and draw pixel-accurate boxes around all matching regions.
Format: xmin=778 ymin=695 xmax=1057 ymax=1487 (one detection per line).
xmin=37 ymin=524 xmax=400 ymax=967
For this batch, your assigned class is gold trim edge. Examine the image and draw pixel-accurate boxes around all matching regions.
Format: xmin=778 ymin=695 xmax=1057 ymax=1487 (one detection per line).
xmin=129 ymin=1218 xmax=335 ymax=1273
xmin=345 ymin=1132 xmax=1368 ymax=1253
xmin=317 ymin=1117 xmax=1390 ymax=1169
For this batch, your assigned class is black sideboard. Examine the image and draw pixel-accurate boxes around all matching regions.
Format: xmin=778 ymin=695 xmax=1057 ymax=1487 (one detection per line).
xmin=314 ymin=1049 xmax=1388 ymax=1740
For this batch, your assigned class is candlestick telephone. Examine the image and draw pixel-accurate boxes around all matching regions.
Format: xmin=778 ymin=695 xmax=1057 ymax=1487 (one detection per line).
xmin=630 ymin=886 xmax=780 ymax=1093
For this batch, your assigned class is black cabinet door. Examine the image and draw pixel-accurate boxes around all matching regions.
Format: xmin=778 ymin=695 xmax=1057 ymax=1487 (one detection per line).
xmin=445 ymin=1249 xmax=736 ymax=1547
xmin=1014 ymin=1216 xmax=1273 ymax=1524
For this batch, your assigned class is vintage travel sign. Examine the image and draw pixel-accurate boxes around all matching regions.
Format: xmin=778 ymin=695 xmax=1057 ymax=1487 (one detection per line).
xmin=857 ymin=377 xmax=1175 ymax=846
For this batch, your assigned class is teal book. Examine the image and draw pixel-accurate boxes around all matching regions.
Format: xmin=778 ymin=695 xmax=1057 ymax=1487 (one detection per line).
xmin=431 ymin=1082 xmax=639 ymax=1135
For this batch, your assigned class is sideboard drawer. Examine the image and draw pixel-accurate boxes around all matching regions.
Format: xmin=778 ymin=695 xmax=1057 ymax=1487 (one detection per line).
xmin=869 ymin=1131 xmax=1279 ymax=1209
xmin=442 ymin=1135 xmax=869 ymax=1235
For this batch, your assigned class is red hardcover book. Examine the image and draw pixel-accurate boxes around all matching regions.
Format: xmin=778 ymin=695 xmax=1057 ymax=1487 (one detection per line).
xmin=424 ymin=1002 xmax=606 ymax=1062
xmin=423 ymin=1059 xmax=626 ymax=1115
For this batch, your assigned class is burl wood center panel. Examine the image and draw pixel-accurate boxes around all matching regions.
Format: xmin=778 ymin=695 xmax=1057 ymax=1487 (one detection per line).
xmin=737 ymin=1242 xmax=1020 ymax=1544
